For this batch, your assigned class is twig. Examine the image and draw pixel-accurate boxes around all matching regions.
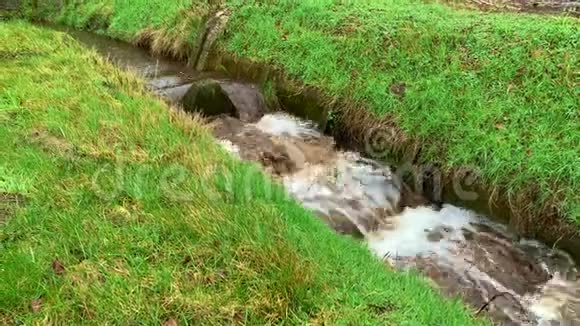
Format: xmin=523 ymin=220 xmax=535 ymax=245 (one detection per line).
xmin=475 ymin=292 xmax=511 ymax=315
xmin=552 ymin=233 xmax=565 ymax=250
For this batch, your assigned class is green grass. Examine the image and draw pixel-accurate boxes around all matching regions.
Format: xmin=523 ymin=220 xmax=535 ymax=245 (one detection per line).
xmin=0 ymin=21 xmax=484 ymax=324
xmin=21 ymin=0 xmax=580 ymax=225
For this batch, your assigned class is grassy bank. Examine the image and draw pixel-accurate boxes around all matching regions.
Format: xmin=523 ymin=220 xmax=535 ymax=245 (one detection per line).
xmin=21 ymin=0 xmax=580 ymax=230
xmin=0 ymin=21 xmax=483 ymax=324
xmin=221 ymin=1 xmax=579 ymax=224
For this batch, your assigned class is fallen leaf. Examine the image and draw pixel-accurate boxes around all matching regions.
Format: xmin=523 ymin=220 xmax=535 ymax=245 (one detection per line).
xmin=164 ymin=318 xmax=178 ymax=326
xmin=31 ymin=298 xmax=43 ymax=312
xmin=52 ymin=259 xmax=65 ymax=275
xmin=494 ymin=123 xmax=505 ymax=130
xmin=389 ymin=82 xmax=406 ymax=98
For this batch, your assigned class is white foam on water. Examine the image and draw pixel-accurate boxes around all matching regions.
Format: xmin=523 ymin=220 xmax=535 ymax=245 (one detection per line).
xmin=282 ymin=152 xmax=399 ymax=208
xmin=282 ymin=151 xmax=401 ymax=234
xmin=529 ymin=297 xmax=565 ymax=324
xmin=366 ymin=203 xmax=580 ymax=325
xmin=525 ymin=273 xmax=580 ymax=324
xmin=254 ymin=113 xmax=321 ymax=138
xmin=366 ymin=204 xmax=476 ymax=258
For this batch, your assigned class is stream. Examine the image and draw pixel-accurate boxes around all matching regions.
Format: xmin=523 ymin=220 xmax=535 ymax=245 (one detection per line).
xmin=54 ymin=25 xmax=579 ymax=325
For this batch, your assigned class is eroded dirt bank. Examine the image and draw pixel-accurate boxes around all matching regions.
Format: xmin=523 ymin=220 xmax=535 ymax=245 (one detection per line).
xmin=52 ymin=26 xmax=580 ymax=325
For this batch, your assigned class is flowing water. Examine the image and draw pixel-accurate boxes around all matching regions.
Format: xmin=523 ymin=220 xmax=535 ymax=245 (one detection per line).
xmin=53 ymin=25 xmax=580 ymax=325
xmin=216 ymin=112 xmax=579 ymax=325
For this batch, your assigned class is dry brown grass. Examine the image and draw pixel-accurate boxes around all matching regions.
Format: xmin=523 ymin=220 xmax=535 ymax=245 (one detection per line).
xmin=135 ymin=5 xmax=212 ymax=62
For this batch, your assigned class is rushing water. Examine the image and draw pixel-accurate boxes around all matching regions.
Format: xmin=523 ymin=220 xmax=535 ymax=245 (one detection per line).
xmin=217 ymin=112 xmax=579 ymax=325
xmin=53 ymin=25 xmax=579 ymax=325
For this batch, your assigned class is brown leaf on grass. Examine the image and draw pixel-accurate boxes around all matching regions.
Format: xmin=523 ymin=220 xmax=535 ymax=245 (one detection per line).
xmin=164 ymin=318 xmax=178 ymax=326
xmin=31 ymin=298 xmax=42 ymax=312
xmin=494 ymin=123 xmax=506 ymax=130
xmin=52 ymin=259 xmax=65 ymax=275
xmin=390 ymin=82 xmax=406 ymax=98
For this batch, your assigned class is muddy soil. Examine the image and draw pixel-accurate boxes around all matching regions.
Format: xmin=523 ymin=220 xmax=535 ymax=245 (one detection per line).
xmin=439 ymin=0 xmax=579 ymax=16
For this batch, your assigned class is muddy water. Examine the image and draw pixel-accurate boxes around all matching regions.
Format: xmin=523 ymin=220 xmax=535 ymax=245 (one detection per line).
xmin=219 ymin=113 xmax=579 ymax=325
xmin=45 ymin=24 xmax=227 ymax=103
xmin=56 ymin=26 xmax=579 ymax=325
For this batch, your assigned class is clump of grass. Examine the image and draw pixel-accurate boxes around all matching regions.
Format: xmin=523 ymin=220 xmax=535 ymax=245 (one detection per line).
xmin=135 ymin=3 xmax=211 ymax=61
xmin=0 ymin=21 xmax=484 ymax=325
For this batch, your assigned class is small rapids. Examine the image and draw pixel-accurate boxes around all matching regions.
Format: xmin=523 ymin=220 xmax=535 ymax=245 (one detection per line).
xmin=214 ymin=112 xmax=579 ymax=325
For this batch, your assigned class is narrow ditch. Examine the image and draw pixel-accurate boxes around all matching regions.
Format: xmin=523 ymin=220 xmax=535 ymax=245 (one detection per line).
xmin=48 ymin=24 xmax=580 ymax=325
